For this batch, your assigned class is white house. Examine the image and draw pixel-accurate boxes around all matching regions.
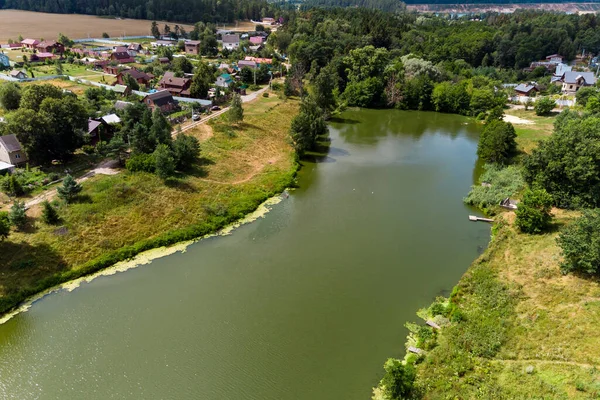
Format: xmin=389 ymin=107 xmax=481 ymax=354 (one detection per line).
xmin=222 ymin=34 xmax=240 ymax=51
xmin=0 ymin=134 xmax=27 ymax=166
xmin=558 ymin=71 xmax=597 ymax=93
xmin=546 ymin=54 xmax=564 ymax=64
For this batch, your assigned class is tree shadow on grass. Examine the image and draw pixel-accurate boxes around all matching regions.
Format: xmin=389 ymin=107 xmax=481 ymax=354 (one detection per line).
xmin=0 ymin=240 xmax=67 ymax=294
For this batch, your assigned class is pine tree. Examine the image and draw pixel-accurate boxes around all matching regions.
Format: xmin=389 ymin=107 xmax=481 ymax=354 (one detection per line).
xmin=153 ymin=144 xmax=176 ymax=180
xmin=57 ymin=175 xmax=82 ymax=203
xmin=8 ymin=200 xmax=27 ymax=230
xmin=151 ymin=21 xmax=160 ymax=39
xmin=0 ymin=211 xmax=10 ymax=241
xmin=228 ymin=93 xmax=244 ymax=124
xmin=41 ymin=201 xmax=60 ymax=225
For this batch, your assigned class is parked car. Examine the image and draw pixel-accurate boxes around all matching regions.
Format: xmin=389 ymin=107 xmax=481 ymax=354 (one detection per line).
xmin=210 ymin=106 xmax=221 ymax=111
xmin=192 ymin=113 xmax=200 ymax=121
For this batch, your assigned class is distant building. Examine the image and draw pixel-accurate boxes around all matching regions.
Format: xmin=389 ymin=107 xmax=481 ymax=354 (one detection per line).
xmin=514 ymin=83 xmax=538 ymax=96
xmin=142 ymin=90 xmax=178 ymax=113
xmin=115 ymin=68 xmax=154 ymax=86
xmin=546 ymin=54 xmax=564 ymax=64
xmin=185 ymin=40 xmax=201 ymax=55
xmin=215 ymin=73 xmax=233 ymax=88
xmin=222 ymin=34 xmax=240 ymax=51
xmin=0 ymin=134 xmax=27 ymax=166
xmin=20 ymin=38 xmax=39 ymax=49
xmin=114 ymin=100 xmax=134 ymax=111
xmin=558 ymin=71 xmax=597 ymax=93
xmin=249 ymin=36 xmax=264 ymax=45
xmin=151 ymin=40 xmax=176 ymax=48
xmin=238 ymin=60 xmax=257 ymax=70
xmin=0 ymin=53 xmax=9 ymax=68
xmin=8 ymin=70 xmax=27 ymax=79
xmin=111 ymin=51 xmax=135 ymax=64
xmin=261 ymin=17 xmax=276 ymax=25
xmin=158 ymin=71 xmax=191 ymax=97
xmin=128 ymin=43 xmax=143 ymax=53
xmin=37 ymin=40 xmax=64 ymax=54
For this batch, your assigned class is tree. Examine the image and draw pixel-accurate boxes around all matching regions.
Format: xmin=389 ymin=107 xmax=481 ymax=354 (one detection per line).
xmin=289 ymin=95 xmax=327 ymax=155
xmin=106 ymin=134 xmax=129 ymax=165
xmin=149 ymin=108 xmax=172 ymax=148
xmin=153 ymin=144 xmax=176 ymax=179
xmin=54 ymin=60 xmax=63 ymax=75
xmin=557 ymin=209 xmax=600 ymax=275
xmin=102 ymin=32 xmax=110 ymax=38
xmin=380 ymin=358 xmax=415 ymax=400
xmin=1 ymin=174 xmax=23 ymax=197
xmin=38 ymin=96 xmax=87 ymax=161
xmin=0 ymin=82 xmax=21 ymax=110
xmin=172 ymin=57 xmax=193 ymax=74
xmin=57 ymin=175 xmax=82 ymax=203
xmin=57 ymin=33 xmax=74 ymax=47
xmin=515 ymin=189 xmax=553 ymax=234
xmin=8 ymin=200 xmax=27 ymax=230
xmin=576 ymin=86 xmax=597 ymax=107
xmin=41 ymin=200 xmax=60 ymax=225
xmin=173 ymin=134 xmax=200 ymax=170
xmin=477 ymin=120 xmax=517 ymax=164
xmin=124 ymin=73 xmax=140 ymax=91
xmin=228 ymin=93 xmax=244 ymax=124
xmin=151 ymin=21 xmax=160 ymax=39
xmin=20 ymin=84 xmax=63 ymax=110
xmin=312 ymin=67 xmax=336 ymax=118
xmin=190 ymin=61 xmax=214 ymax=99
xmin=0 ymin=212 xmax=9 ymax=241
xmin=534 ymin=96 xmax=555 ymax=116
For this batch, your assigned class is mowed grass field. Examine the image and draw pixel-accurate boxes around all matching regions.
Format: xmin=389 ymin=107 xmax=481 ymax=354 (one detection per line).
xmin=0 ymin=92 xmax=298 ymax=313
xmin=0 ymin=10 xmax=194 ymax=42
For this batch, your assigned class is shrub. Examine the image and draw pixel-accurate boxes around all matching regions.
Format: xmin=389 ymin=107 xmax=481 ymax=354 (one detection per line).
xmin=271 ymin=82 xmax=282 ymax=91
xmin=173 ymin=134 xmax=200 ymax=170
xmin=534 ymin=96 xmax=555 ymax=116
xmin=477 ymin=120 xmax=517 ymax=164
xmin=228 ymin=93 xmax=244 ymax=124
xmin=0 ymin=174 xmax=24 ymax=197
xmin=0 ymin=211 xmax=9 ymax=241
xmin=153 ymin=144 xmax=176 ymax=179
xmin=515 ymin=189 xmax=553 ymax=234
xmin=81 ymin=144 xmax=95 ymax=155
xmin=380 ymin=358 xmax=415 ymax=400
xmin=8 ymin=200 xmax=27 ymax=229
xmin=126 ymin=153 xmax=156 ymax=173
xmin=557 ymin=209 xmax=600 ymax=275
xmin=41 ymin=201 xmax=60 ymax=225
xmin=57 ymin=175 xmax=82 ymax=203
xmin=464 ymin=164 xmax=525 ymax=210
xmin=262 ymin=92 xmax=269 ymax=98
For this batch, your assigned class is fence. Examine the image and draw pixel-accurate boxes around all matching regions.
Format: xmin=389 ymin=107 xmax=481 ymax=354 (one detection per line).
xmin=509 ymin=96 xmax=576 ymax=108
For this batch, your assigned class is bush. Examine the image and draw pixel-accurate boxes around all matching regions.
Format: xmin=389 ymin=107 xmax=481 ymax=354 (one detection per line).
xmin=534 ymin=97 xmax=555 ymax=116
xmin=380 ymin=358 xmax=415 ymax=400
xmin=0 ymin=211 xmax=9 ymax=241
xmin=557 ymin=209 xmax=600 ymax=275
xmin=271 ymin=82 xmax=282 ymax=91
xmin=9 ymin=200 xmax=27 ymax=229
xmin=464 ymin=164 xmax=525 ymax=210
xmin=477 ymin=120 xmax=517 ymax=164
xmin=57 ymin=175 xmax=82 ymax=203
xmin=262 ymin=92 xmax=269 ymax=98
xmin=153 ymin=144 xmax=176 ymax=180
xmin=515 ymin=189 xmax=553 ymax=234
xmin=81 ymin=144 xmax=95 ymax=155
xmin=173 ymin=134 xmax=200 ymax=170
xmin=0 ymin=174 xmax=24 ymax=197
xmin=126 ymin=153 xmax=156 ymax=173
xmin=41 ymin=201 xmax=60 ymax=225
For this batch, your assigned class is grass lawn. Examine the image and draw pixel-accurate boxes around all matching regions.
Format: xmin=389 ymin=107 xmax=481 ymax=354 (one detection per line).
xmin=505 ymin=108 xmax=557 ymax=154
xmin=0 ymin=91 xmax=298 ymax=314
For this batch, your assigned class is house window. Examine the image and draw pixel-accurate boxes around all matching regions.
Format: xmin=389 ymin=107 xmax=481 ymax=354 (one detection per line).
xmin=15 ymin=154 xmax=20 ymax=159
xmin=569 ymin=85 xmax=573 ymax=89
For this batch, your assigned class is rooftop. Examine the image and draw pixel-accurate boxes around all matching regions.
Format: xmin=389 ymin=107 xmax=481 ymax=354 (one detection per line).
xmin=0 ymin=134 xmax=23 ymax=152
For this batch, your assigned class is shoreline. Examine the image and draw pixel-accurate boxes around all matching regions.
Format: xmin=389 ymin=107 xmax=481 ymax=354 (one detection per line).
xmin=0 ymin=190 xmax=290 ymax=324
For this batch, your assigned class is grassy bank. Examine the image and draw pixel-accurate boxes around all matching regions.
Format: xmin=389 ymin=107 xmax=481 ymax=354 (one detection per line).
xmin=377 ymin=108 xmax=600 ymax=399
xmin=0 ymin=93 xmax=299 ymax=314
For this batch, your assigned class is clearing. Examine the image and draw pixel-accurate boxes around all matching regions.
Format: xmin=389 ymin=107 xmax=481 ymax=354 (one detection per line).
xmin=0 ymin=91 xmax=298 ymax=314
xmin=505 ymin=108 xmax=556 ymax=154
xmin=0 ymin=10 xmax=194 ymax=42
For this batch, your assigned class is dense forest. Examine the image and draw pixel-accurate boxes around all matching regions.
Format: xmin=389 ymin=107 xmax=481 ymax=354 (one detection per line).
xmin=0 ymin=0 xmax=279 ymax=23
xmin=300 ymin=0 xmax=406 ymax=13
xmin=402 ymin=0 xmax=600 ymax=3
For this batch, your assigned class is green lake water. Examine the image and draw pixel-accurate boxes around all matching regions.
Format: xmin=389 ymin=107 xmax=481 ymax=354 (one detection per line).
xmin=0 ymin=109 xmax=490 ymax=399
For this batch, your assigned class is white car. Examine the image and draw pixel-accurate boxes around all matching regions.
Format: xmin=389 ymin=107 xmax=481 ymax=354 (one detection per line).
xmin=192 ymin=114 xmax=200 ymax=121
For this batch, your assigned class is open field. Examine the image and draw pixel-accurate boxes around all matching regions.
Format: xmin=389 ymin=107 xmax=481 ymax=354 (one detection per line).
xmin=505 ymin=108 xmax=556 ymax=154
xmin=0 ymin=91 xmax=298 ymax=314
xmin=0 ymin=10 xmax=194 ymax=42
xmin=408 ymin=2 xmax=600 ymax=14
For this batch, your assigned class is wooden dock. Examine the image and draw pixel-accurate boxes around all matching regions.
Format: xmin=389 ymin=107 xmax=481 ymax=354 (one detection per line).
xmin=469 ymin=215 xmax=494 ymax=223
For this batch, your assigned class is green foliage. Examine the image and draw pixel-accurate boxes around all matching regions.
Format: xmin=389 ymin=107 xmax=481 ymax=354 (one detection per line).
xmin=149 ymin=108 xmax=172 ymax=147
xmin=151 ymin=21 xmax=160 ymax=39
xmin=464 ymin=164 xmax=525 ymax=210
xmin=172 ymin=57 xmax=194 ymax=74
xmin=477 ymin=120 xmax=517 ymax=164
xmin=173 ymin=134 xmax=200 ymax=170
xmin=57 ymin=175 xmax=82 ymax=203
xmin=190 ymin=61 xmax=214 ymax=99
xmin=515 ymin=188 xmax=553 ymax=234
xmin=126 ymin=153 xmax=156 ymax=173
xmin=0 ymin=82 xmax=21 ymax=111
xmin=228 ymin=93 xmax=244 ymax=124
xmin=289 ymin=95 xmax=327 ymax=155
xmin=534 ymin=96 xmax=555 ymax=116
xmin=524 ymin=110 xmax=600 ymax=208
xmin=153 ymin=144 xmax=176 ymax=179
xmin=124 ymin=73 xmax=140 ymax=90
xmin=557 ymin=209 xmax=600 ymax=275
xmin=57 ymin=33 xmax=74 ymax=47
xmin=0 ymin=211 xmax=10 ymax=241
xmin=41 ymin=200 xmax=60 ymax=225
xmin=432 ymin=81 xmax=470 ymax=114
xmin=19 ymin=83 xmax=63 ymax=110
xmin=0 ymin=174 xmax=24 ymax=197
xmin=575 ymin=86 xmax=597 ymax=107
xmin=102 ymin=32 xmax=110 ymax=38
xmin=380 ymin=358 xmax=415 ymax=400
xmin=8 ymin=200 xmax=27 ymax=229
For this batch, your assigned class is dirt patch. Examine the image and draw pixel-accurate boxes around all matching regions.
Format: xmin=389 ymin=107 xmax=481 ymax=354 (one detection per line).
xmin=0 ymin=10 xmax=194 ymax=42
xmin=504 ymin=114 xmax=534 ymax=125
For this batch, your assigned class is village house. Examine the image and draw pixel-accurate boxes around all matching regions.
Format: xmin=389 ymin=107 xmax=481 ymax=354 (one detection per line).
xmin=151 ymin=40 xmax=176 ymax=48
xmin=104 ymin=65 xmax=120 ymax=75
xmin=0 ymin=53 xmax=9 ymax=68
xmin=37 ymin=40 xmax=64 ymax=54
xmin=142 ymin=90 xmax=178 ymax=113
xmin=31 ymin=52 xmax=55 ymax=62
xmin=158 ymin=57 xmax=170 ymax=64
xmin=222 ymin=34 xmax=240 ymax=51
xmin=158 ymin=71 xmax=191 ymax=97
xmin=558 ymin=71 xmax=597 ymax=93
xmin=115 ymin=68 xmax=154 ymax=86
xmin=244 ymin=56 xmax=272 ymax=65
xmin=9 ymin=70 xmax=27 ymax=79
xmin=546 ymin=54 xmax=564 ymax=64
xmin=514 ymin=83 xmax=538 ymax=96
xmin=238 ymin=60 xmax=258 ymax=70
xmin=113 ymin=85 xmax=132 ymax=97
xmin=249 ymin=36 xmax=264 ymax=46
xmin=185 ymin=40 xmax=201 ymax=55
xmin=128 ymin=43 xmax=143 ymax=53
xmin=261 ymin=17 xmax=275 ymax=25
xmin=111 ymin=50 xmax=135 ymax=64
xmin=215 ymin=73 xmax=233 ymax=88
xmin=20 ymin=38 xmax=39 ymax=49
xmin=0 ymin=134 xmax=27 ymax=166
xmin=114 ymin=100 xmax=134 ymax=111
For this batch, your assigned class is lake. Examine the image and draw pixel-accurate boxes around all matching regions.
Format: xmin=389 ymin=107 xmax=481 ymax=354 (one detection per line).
xmin=0 ymin=109 xmax=489 ymax=400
